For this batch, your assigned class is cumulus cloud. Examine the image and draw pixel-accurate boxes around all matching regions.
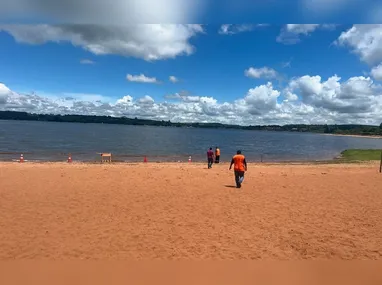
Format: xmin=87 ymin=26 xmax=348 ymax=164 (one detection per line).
xmin=0 ymin=24 xmax=204 ymax=61
xmin=0 ymin=0 xmax=203 ymax=24
xmin=371 ymin=64 xmax=382 ymax=81
xmin=242 ymin=83 xmax=280 ymax=115
xmin=1 ymin=74 xmax=382 ymax=125
xmin=80 ymin=59 xmax=95 ymax=64
xmin=337 ymin=24 xmax=382 ymax=65
xmin=0 ymin=83 xmax=11 ymax=104
xmin=287 ymin=75 xmax=382 ymax=114
xmin=127 ymin=74 xmax=159 ymax=84
xmin=169 ymin=76 xmax=179 ymax=83
xmin=284 ymin=91 xmax=298 ymax=102
xmin=137 ymin=95 xmax=155 ymax=105
xmin=116 ymin=95 xmax=133 ymax=105
xmin=245 ymin=67 xmax=278 ymax=79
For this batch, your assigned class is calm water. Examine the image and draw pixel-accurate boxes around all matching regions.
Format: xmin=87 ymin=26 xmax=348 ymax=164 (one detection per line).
xmin=1 ymin=120 xmax=382 ymax=162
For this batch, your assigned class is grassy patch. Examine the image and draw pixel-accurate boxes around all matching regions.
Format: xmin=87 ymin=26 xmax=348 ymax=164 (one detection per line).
xmin=340 ymin=149 xmax=382 ymax=161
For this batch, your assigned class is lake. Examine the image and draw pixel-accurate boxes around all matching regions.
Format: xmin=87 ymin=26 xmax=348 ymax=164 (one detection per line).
xmin=1 ymin=120 xmax=382 ymax=162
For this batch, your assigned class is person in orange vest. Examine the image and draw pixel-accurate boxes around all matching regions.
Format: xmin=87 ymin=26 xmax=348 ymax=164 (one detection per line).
xmin=229 ymin=150 xmax=247 ymax=188
xmin=215 ymin=146 xmax=221 ymax=163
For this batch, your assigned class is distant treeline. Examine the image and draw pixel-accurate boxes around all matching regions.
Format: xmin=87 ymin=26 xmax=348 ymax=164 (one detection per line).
xmin=1 ymin=110 xmax=382 ymax=136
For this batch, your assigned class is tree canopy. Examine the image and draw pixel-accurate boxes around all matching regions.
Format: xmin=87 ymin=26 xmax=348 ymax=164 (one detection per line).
xmin=1 ymin=111 xmax=381 ymax=136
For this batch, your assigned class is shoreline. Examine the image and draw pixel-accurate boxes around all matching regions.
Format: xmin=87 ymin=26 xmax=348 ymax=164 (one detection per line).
xmin=321 ymin=133 xmax=382 ymax=139
xmin=0 ymin=160 xmax=379 ymax=167
xmin=0 ymin=151 xmax=380 ymax=164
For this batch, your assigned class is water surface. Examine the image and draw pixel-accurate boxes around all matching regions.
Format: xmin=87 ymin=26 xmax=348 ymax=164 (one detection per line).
xmin=1 ymin=120 xmax=382 ymax=162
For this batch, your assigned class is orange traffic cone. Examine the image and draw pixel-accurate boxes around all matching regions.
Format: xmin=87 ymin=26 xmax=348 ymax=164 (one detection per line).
xmin=19 ymin=154 xmax=24 ymax=163
xmin=188 ymin=156 xmax=192 ymax=163
xmin=143 ymin=156 xmax=148 ymax=163
xmin=68 ymin=154 xmax=72 ymax=163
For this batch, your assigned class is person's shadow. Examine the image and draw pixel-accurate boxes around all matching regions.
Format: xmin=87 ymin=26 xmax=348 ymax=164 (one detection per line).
xmin=224 ymin=185 xmax=237 ymax=188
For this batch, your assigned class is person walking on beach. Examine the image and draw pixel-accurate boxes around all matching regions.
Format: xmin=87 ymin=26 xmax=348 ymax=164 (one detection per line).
xmin=229 ymin=150 xmax=247 ymax=188
xmin=207 ymin=147 xmax=214 ymax=169
xmin=215 ymin=146 xmax=221 ymax=163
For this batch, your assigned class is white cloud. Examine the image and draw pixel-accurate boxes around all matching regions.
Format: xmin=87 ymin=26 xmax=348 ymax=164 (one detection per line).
xmin=0 ymin=0 xmax=203 ymax=24
xmin=80 ymin=59 xmax=95 ymax=64
xmin=243 ymin=82 xmax=280 ymax=115
xmin=165 ymin=92 xmax=201 ymax=103
xmin=337 ymin=25 xmax=382 ymax=65
xmin=277 ymin=24 xmax=320 ymax=44
xmin=245 ymin=67 xmax=278 ymax=79
xmin=287 ymin=75 xmax=382 ymax=114
xmin=219 ymin=24 xmax=232 ymax=35
xmin=0 ymin=24 xmax=204 ymax=61
xmin=137 ymin=95 xmax=155 ymax=105
xmin=276 ymin=24 xmax=337 ymax=45
xmin=127 ymin=74 xmax=159 ymax=84
xmin=0 ymin=83 xmax=12 ymax=104
xmin=284 ymin=91 xmax=298 ymax=102
xmin=285 ymin=24 xmax=321 ymax=34
xmin=1 ymin=74 xmax=382 ymax=126
xmin=371 ymin=64 xmax=382 ymax=81
xmin=116 ymin=95 xmax=133 ymax=105
xmin=183 ymin=96 xmax=201 ymax=103
xmin=218 ymin=24 xmax=269 ymax=35
xmin=169 ymin=76 xmax=179 ymax=83
xmin=219 ymin=24 xmax=254 ymax=35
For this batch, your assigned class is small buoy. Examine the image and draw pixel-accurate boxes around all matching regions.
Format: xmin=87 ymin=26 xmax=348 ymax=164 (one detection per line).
xmin=188 ymin=156 xmax=192 ymax=163
xmin=68 ymin=154 xmax=72 ymax=163
xmin=19 ymin=154 xmax=24 ymax=163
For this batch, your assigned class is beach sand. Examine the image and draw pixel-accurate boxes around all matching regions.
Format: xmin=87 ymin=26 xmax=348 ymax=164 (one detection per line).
xmin=0 ymin=162 xmax=381 ymax=260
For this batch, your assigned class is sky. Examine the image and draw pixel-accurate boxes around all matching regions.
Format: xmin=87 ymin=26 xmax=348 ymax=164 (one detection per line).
xmin=0 ymin=1 xmax=382 ymax=125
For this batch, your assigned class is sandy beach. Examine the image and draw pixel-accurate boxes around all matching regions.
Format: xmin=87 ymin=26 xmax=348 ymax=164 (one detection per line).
xmin=0 ymin=162 xmax=381 ymax=260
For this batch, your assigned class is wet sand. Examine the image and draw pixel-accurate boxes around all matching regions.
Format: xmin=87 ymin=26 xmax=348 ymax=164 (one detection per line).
xmin=0 ymin=162 xmax=381 ymax=260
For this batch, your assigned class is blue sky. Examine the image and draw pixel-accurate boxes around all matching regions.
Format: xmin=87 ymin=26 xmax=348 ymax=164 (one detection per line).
xmin=0 ymin=2 xmax=382 ymax=125
xmin=0 ymin=24 xmax=366 ymax=102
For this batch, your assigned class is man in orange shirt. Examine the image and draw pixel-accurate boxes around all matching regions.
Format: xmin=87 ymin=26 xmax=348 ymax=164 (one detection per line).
xmin=215 ymin=146 xmax=221 ymax=163
xmin=229 ymin=150 xmax=247 ymax=188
